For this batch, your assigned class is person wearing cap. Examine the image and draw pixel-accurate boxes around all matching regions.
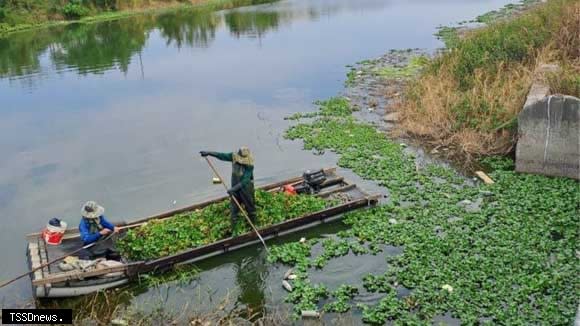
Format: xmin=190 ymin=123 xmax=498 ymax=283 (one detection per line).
xmin=78 ymin=201 xmax=120 ymax=260
xmin=200 ymin=147 xmax=256 ymax=234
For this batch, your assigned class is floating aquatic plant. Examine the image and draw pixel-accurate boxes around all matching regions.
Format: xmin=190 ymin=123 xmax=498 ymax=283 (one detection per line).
xmin=275 ymin=96 xmax=579 ymax=324
xmin=118 ymin=190 xmax=333 ymax=261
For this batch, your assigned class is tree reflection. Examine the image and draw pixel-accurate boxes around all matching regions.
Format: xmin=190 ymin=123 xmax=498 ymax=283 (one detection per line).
xmin=0 ymin=28 xmax=57 ymax=78
xmin=0 ymin=0 xmax=301 ymax=84
xmin=224 ymin=10 xmax=279 ymax=38
xmin=157 ymin=10 xmax=221 ymax=49
xmin=49 ymin=19 xmax=153 ymax=75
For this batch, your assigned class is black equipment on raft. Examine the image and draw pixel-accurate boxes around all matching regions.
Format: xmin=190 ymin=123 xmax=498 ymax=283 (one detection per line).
xmin=293 ymin=169 xmax=327 ymax=194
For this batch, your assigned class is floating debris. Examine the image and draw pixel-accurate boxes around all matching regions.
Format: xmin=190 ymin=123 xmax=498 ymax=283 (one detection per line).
xmin=301 ymin=310 xmax=321 ymax=318
xmin=475 ymin=171 xmax=495 ymax=184
xmin=282 ymin=280 xmax=293 ymax=292
xmin=284 ymin=268 xmax=294 ymax=279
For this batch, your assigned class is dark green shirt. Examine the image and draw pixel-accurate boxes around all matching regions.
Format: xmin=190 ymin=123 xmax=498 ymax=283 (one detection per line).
xmin=213 ymin=152 xmax=254 ymax=189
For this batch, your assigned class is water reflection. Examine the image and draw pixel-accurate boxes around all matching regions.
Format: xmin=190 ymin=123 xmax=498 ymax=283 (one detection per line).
xmin=225 ymin=11 xmax=280 ymax=38
xmin=235 ymin=256 xmax=267 ymax=314
xmin=0 ymin=2 xmax=286 ymax=81
xmin=0 ymin=0 xmax=396 ymax=83
xmin=157 ymin=10 xmax=221 ymax=49
xmin=51 ymin=21 xmax=150 ymax=75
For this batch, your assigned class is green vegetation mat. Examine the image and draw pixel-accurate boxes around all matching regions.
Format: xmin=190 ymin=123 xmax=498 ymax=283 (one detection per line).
xmin=118 ymin=190 xmax=334 ymax=261
xmin=270 ymin=97 xmax=579 ymax=324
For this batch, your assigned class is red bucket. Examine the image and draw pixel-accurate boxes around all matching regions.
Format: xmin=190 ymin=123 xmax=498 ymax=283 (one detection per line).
xmin=42 ymin=221 xmax=67 ymax=245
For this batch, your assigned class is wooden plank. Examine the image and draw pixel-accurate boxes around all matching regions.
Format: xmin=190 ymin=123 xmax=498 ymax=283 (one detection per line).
xmin=317 ymin=184 xmax=356 ymax=198
xmin=475 ymin=171 xmax=495 ymax=185
xmin=30 ymin=256 xmax=41 ymax=269
xmin=39 ymin=239 xmax=50 ymax=280
xmin=34 ymin=270 xmax=43 ymax=281
xmin=32 ymin=263 xmax=140 ymax=286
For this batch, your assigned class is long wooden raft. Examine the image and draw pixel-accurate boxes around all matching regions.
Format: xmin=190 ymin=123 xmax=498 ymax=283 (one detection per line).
xmin=26 ymin=168 xmax=378 ymax=297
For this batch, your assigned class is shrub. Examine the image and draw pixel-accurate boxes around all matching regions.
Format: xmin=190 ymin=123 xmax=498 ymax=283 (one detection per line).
xmin=62 ymin=0 xmax=90 ymax=19
xmin=448 ymin=3 xmax=559 ymax=90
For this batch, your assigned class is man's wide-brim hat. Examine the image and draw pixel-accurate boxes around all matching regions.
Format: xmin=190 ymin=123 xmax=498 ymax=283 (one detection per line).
xmin=233 ymin=146 xmax=254 ymax=166
xmin=81 ymin=201 xmax=104 ymax=219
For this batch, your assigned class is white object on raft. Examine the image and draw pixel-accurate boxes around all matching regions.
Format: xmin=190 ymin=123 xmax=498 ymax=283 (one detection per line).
xmin=212 ymin=177 xmax=221 ymax=184
xmin=301 ymin=310 xmax=321 ymax=318
xmin=282 ymin=280 xmax=293 ymax=292
xmin=287 ymin=274 xmax=298 ymax=280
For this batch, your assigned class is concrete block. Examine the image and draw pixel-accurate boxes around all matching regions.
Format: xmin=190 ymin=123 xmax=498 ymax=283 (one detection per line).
xmin=516 ymin=95 xmax=580 ymax=179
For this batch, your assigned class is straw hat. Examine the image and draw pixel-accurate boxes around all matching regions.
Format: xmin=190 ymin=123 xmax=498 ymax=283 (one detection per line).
xmin=232 ymin=146 xmax=254 ymax=166
xmin=81 ymin=201 xmax=104 ymax=219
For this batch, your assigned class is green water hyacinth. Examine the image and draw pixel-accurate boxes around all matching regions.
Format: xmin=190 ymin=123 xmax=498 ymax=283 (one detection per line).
xmin=118 ymin=190 xmax=333 ymax=261
xmin=324 ymin=285 xmax=359 ymax=313
xmin=275 ymin=97 xmax=579 ymax=324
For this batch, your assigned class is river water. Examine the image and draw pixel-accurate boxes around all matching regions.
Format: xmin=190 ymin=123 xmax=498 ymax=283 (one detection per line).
xmin=0 ymin=0 xmax=514 ymax=321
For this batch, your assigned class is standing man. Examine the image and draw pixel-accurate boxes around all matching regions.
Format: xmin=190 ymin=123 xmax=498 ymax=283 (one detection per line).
xmin=200 ymin=147 xmax=256 ymax=234
xmin=78 ymin=201 xmax=121 ymax=260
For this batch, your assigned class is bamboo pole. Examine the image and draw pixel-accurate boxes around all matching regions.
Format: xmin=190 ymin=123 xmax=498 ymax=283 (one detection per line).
xmin=204 ymin=157 xmax=268 ymax=252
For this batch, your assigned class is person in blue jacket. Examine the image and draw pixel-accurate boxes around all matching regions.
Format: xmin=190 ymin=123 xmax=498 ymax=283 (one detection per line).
xmin=78 ymin=201 xmax=120 ymax=260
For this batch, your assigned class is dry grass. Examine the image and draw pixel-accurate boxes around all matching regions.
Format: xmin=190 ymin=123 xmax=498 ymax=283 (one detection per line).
xmin=398 ymin=60 xmax=532 ymax=157
xmin=547 ymin=1 xmax=580 ymax=97
xmin=395 ymin=0 xmax=579 ymax=161
xmin=553 ymin=1 xmax=580 ymax=61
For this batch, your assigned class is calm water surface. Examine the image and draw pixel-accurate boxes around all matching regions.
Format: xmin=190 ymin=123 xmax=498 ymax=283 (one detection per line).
xmin=1 ymin=0 xmax=513 ymax=319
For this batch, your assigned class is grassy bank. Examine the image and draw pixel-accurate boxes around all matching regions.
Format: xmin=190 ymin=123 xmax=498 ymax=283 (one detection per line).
xmin=397 ymin=0 xmax=579 ymax=159
xmin=0 ymin=0 xmax=275 ymax=37
xmin=273 ymin=97 xmax=579 ymax=324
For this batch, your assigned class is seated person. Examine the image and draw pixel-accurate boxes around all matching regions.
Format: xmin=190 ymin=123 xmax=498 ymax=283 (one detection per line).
xmin=78 ymin=201 xmax=121 ymax=261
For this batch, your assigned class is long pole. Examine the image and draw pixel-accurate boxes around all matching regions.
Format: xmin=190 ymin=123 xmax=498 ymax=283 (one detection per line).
xmin=204 ymin=157 xmax=268 ymax=252
xmin=0 ymin=233 xmax=116 ymax=289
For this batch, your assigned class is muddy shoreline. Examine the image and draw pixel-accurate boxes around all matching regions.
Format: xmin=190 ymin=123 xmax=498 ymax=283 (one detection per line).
xmin=341 ymin=49 xmax=469 ymax=175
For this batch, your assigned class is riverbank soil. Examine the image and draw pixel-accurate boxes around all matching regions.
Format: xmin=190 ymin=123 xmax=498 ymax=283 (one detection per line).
xmin=395 ymin=0 xmax=580 ymax=161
